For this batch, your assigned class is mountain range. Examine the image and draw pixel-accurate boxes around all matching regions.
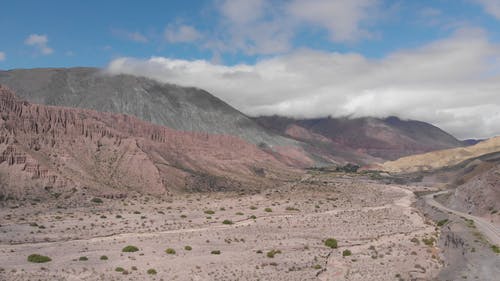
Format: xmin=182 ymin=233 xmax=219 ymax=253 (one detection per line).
xmin=0 ymin=67 xmax=474 ymax=198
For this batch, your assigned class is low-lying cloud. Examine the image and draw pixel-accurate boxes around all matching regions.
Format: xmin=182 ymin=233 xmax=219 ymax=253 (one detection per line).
xmin=107 ymin=28 xmax=500 ymax=139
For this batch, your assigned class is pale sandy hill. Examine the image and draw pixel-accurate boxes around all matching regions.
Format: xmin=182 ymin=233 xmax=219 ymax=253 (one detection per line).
xmin=380 ymin=136 xmax=500 ymax=173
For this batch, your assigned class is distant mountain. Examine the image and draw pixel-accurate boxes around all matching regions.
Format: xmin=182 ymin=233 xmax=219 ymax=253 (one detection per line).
xmin=0 ymin=85 xmax=299 ymax=200
xmin=462 ymin=139 xmax=485 ymax=146
xmin=0 ymin=67 xmax=293 ymax=147
xmin=254 ymin=115 xmax=463 ymax=161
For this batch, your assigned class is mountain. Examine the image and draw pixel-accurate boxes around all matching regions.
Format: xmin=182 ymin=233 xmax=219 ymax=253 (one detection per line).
xmin=0 ymin=85 xmax=299 ymax=201
xmin=0 ymin=67 xmax=293 ymax=147
xmin=379 ymin=136 xmax=500 ymax=173
xmin=253 ymin=115 xmax=463 ymax=161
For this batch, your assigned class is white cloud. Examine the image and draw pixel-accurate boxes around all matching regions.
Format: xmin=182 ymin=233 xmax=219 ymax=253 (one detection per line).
xmin=111 ymin=29 xmax=148 ymax=43
xmin=475 ymin=0 xmax=500 ymax=19
xmin=24 ymin=34 xmax=53 ymax=55
xmin=0 ymin=52 xmax=5 ymax=61
xmin=106 ymin=28 xmax=500 ymax=139
xmin=164 ymin=24 xmax=201 ymax=43
xmin=206 ymin=0 xmax=379 ymax=55
xmin=287 ymin=0 xmax=378 ymax=42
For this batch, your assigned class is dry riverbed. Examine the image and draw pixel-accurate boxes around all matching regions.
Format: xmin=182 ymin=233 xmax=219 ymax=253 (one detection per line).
xmin=0 ymin=173 xmax=442 ymax=280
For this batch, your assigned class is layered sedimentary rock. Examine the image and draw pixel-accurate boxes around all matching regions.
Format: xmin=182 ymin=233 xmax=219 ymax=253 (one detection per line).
xmin=0 ymin=85 xmax=302 ymax=200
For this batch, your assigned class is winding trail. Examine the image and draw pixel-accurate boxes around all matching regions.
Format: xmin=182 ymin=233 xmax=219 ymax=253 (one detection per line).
xmin=424 ymin=191 xmax=500 ymax=246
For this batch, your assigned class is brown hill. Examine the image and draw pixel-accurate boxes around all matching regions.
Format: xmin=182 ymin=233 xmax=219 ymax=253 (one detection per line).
xmin=0 ymin=85 xmax=303 ymax=201
xmin=254 ymin=115 xmax=463 ymax=163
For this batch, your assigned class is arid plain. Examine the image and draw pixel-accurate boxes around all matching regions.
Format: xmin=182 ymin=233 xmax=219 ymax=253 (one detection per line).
xmin=0 ymin=172 xmax=442 ymax=281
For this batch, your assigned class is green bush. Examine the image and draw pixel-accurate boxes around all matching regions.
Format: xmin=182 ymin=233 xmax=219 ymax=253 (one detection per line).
xmin=211 ymin=250 xmax=221 ymax=255
xmin=100 ymin=255 xmax=108 ymax=260
xmin=492 ymin=245 xmax=500 ymax=254
xmin=122 ymin=245 xmax=139 ymax=252
xmin=266 ymin=249 xmax=281 ymax=258
xmin=342 ymin=249 xmax=352 ymax=257
xmin=437 ymin=219 xmax=449 ymax=226
xmin=313 ymin=264 xmax=322 ymax=269
xmin=184 ymin=245 xmax=192 ymax=251
xmin=422 ymin=237 xmax=436 ymax=247
xmin=115 ymin=267 xmax=125 ymax=272
xmin=165 ymin=248 xmax=176 ymax=254
xmin=27 ymin=254 xmax=51 ymax=263
xmin=222 ymin=219 xmax=233 ymax=225
xmin=79 ymin=256 xmax=88 ymax=261
xmin=147 ymin=268 xmax=157 ymax=275
xmin=324 ymin=238 xmax=338 ymax=249
xmin=264 ymin=208 xmax=272 ymax=212
xmin=204 ymin=210 xmax=215 ymax=215
xmin=91 ymin=197 xmax=103 ymax=203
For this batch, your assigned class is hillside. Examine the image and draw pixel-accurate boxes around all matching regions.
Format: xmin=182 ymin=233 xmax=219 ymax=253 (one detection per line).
xmin=0 ymin=68 xmax=293 ymax=147
xmin=0 ymin=85 xmax=301 ymax=200
xmin=254 ymin=115 xmax=463 ymax=161
xmin=379 ymin=136 xmax=500 ymax=173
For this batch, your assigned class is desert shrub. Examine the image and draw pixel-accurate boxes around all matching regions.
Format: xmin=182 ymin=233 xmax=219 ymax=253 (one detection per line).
xmin=342 ymin=249 xmax=352 ymax=257
xmin=27 ymin=254 xmax=51 ymax=263
xmin=324 ymin=238 xmax=338 ymax=249
xmin=180 ymin=214 xmax=187 ymax=218
xmin=91 ymin=197 xmax=103 ymax=203
xmin=235 ymin=212 xmax=244 ymax=215
xmin=165 ymin=248 xmax=176 ymax=254
xmin=422 ymin=237 xmax=436 ymax=246
xmin=204 ymin=210 xmax=215 ymax=215
xmin=184 ymin=245 xmax=192 ymax=251
xmin=79 ymin=256 xmax=88 ymax=261
xmin=222 ymin=219 xmax=233 ymax=225
xmin=100 ymin=255 xmax=108 ymax=260
xmin=211 ymin=250 xmax=221 ymax=255
xmin=437 ymin=219 xmax=449 ymax=226
xmin=313 ymin=264 xmax=322 ymax=269
xmin=492 ymin=245 xmax=500 ymax=254
xmin=147 ymin=268 xmax=157 ymax=275
xmin=122 ymin=245 xmax=139 ymax=252
xmin=266 ymin=249 xmax=281 ymax=258
xmin=285 ymin=206 xmax=300 ymax=211
xmin=250 ymin=206 xmax=257 ymax=210
xmin=131 ymin=266 xmax=137 ymax=271
xmin=115 ymin=267 xmax=125 ymax=272
xmin=264 ymin=208 xmax=272 ymax=212
xmin=249 ymin=215 xmax=257 ymax=219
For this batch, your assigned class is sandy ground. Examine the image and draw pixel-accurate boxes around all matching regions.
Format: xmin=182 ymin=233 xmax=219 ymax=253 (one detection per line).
xmin=0 ymin=173 xmax=442 ymax=280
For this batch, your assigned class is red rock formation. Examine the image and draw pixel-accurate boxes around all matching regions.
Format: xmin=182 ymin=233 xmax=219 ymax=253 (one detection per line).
xmin=0 ymin=85 xmax=302 ymax=200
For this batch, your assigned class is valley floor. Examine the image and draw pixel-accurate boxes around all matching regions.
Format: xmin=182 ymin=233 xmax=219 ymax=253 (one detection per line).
xmin=0 ymin=173 xmax=442 ymax=280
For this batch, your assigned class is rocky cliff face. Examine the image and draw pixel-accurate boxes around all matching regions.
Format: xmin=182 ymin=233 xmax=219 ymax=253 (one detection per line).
xmin=0 ymin=85 xmax=302 ymax=200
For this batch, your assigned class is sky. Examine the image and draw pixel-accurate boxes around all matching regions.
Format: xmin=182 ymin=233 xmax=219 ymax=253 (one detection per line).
xmin=2 ymin=0 xmax=500 ymax=139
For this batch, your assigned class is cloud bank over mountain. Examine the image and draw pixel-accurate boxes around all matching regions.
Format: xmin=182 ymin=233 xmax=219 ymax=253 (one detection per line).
xmin=107 ymin=28 xmax=500 ymax=140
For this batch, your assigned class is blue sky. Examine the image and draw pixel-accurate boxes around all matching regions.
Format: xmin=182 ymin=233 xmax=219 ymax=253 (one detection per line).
xmin=1 ymin=0 xmax=500 ymax=69
xmin=2 ymin=0 xmax=500 ymax=139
